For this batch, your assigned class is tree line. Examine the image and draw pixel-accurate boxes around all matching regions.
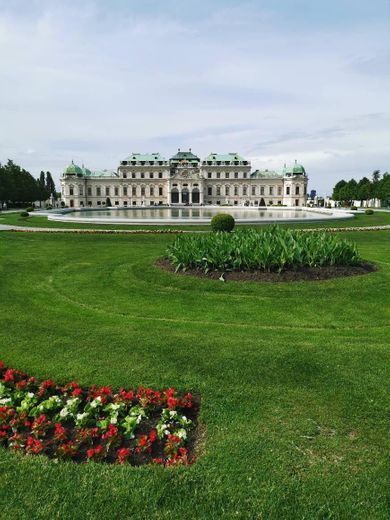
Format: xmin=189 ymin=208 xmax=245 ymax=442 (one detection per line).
xmin=0 ymin=160 xmax=57 ymax=208
xmin=332 ymin=170 xmax=390 ymax=206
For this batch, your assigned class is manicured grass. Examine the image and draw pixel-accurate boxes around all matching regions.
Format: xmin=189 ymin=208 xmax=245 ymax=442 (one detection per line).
xmin=0 ymin=230 xmax=389 ymax=519
xmin=1 ymin=209 xmax=390 ymax=231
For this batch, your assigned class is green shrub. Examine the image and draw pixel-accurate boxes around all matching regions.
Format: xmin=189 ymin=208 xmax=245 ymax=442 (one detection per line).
xmin=365 ymin=209 xmax=374 ymax=215
xmin=20 ymin=211 xmax=29 ymax=218
xmin=210 ymin=213 xmax=235 ymax=232
xmin=166 ymin=226 xmax=361 ymax=273
xmin=351 ymin=206 xmax=358 ymax=211
xmin=26 ymin=206 xmax=34 ymax=212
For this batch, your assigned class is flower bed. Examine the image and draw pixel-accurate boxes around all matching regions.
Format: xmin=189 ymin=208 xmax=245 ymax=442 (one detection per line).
xmin=0 ymin=360 xmax=199 ymax=466
xmin=166 ymin=226 xmax=362 ymax=273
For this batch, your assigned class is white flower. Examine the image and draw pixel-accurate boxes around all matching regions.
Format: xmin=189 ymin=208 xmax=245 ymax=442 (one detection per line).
xmin=59 ymin=408 xmax=69 ymax=418
xmin=76 ymin=412 xmax=88 ymax=422
xmin=169 ymin=410 xmax=178 ymax=419
xmin=27 ymin=392 xmax=35 ymax=399
xmin=0 ymin=397 xmax=11 ymax=405
xmin=110 ymin=416 xmax=118 ymax=424
xmin=90 ymin=396 xmax=102 ymax=408
xmin=175 ymin=428 xmax=187 ymax=440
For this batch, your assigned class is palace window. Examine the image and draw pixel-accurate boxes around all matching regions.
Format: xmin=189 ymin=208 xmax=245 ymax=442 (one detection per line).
xmin=208 ymin=187 xmax=212 ymax=196
xmin=141 ymin=187 xmax=145 ymax=196
xmin=123 ymin=172 xmax=127 ymax=178
xmin=150 ymin=186 xmax=154 ymax=196
xmin=97 ymin=201 xmax=101 ymax=205
xmin=251 ymin=186 xmax=256 ymax=196
xmin=150 ymin=172 xmax=154 ymax=179
xmin=295 ymin=186 xmax=300 ymax=195
xmin=87 ymin=187 xmax=92 ymax=196
xmin=278 ymin=186 xmax=282 ymax=196
xmin=69 ymin=187 xmax=74 ymax=196
xmin=159 ymin=187 xmax=163 ymax=196
xmin=286 ymin=186 xmax=290 ymax=195
xmin=208 ymin=172 xmax=212 ymax=178
xmin=243 ymin=186 xmax=247 ymax=196
xmin=269 ymin=186 xmax=273 ymax=195
xmin=123 ymin=187 xmax=128 ymax=196
xmin=132 ymin=173 xmax=136 ymax=179
xmin=141 ymin=172 xmax=145 ymax=179
xmin=132 ymin=186 xmax=136 ymax=196
xmin=105 ymin=187 xmax=109 ymax=196
xmin=216 ymin=186 xmax=221 ymax=196
xmin=234 ymin=186 xmax=238 ymax=196
xmin=225 ymin=172 xmax=229 ymax=179
xmin=225 ymin=186 xmax=230 ymax=196
xmin=79 ymin=186 xmax=83 ymax=196
xmin=260 ymin=186 xmax=264 ymax=195
xmin=96 ymin=187 xmax=101 ymax=196
xmin=217 ymin=172 xmax=221 ymax=179
xmin=158 ymin=172 xmax=163 ymax=179
xmin=114 ymin=187 xmax=119 ymax=196
xmin=243 ymin=172 xmax=247 ymax=178
xmin=234 ymin=172 xmax=238 ymax=179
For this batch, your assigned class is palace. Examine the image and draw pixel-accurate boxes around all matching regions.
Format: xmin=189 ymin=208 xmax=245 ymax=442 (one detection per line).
xmin=60 ymin=150 xmax=308 ymax=208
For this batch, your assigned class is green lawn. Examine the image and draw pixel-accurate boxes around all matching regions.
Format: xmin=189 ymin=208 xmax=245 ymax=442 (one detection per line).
xmin=1 ymin=209 xmax=390 ymax=231
xmin=0 ymin=230 xmax=389 ymax=519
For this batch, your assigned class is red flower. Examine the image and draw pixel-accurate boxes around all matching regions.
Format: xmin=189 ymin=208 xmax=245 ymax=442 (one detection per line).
xmin=4 ymin=369 xmax=14 ymax=382
xmin=0 ymin=360 xmax=4 ymax=369
xmin=116 ymin=447 xmax=131 ymax=464
xmin=87 ymin=448 xmax=95 ymax=459
xmin=72 ymin=387 xmax=82 ymax=397
xmin=54 ymin=423 xmax=67 ymax=441
xmin=149 ymin=430 xmax=157 ymax=443
xmin=15 ymin=380 xmax=27 ymax=390
xmin=167 ymin=397 xmax=177 ymax=410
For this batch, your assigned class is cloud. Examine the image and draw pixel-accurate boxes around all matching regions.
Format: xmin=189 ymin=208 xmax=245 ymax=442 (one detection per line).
xmin=0 ymin=0 xmax=389 ymax=194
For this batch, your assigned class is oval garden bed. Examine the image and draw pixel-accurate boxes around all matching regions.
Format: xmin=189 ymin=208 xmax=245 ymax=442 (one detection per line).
xmin=159 ymin=226 xmax=376 ymax=282
xmin=0 ymin=360 xmax=199 ymax=466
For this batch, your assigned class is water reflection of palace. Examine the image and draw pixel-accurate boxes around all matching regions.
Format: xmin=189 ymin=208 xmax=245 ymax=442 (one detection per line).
xmin=61 ymin=150 xmax=308 ymax=208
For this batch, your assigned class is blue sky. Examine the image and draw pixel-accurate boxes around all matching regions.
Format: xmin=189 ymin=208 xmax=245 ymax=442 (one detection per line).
xmin=0 ymin=0 xmax=389 ymax=194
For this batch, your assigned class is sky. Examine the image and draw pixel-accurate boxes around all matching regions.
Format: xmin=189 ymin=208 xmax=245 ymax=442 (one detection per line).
xmin=0 ymin=0 xmax=389 ymax=195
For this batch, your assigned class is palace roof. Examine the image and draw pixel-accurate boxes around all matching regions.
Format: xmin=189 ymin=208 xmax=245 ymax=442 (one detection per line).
xmin=123 ymin=153 xmax=167 ymax=162
xmin=250 ymin=169 xmax=283 ymax=179
xmin=170 ymin=150 xmax=200 ymax=163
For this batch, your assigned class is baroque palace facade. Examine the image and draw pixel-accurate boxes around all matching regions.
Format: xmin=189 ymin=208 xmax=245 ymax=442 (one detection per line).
xmin=60 ymin=150 xmax=308 ymax=208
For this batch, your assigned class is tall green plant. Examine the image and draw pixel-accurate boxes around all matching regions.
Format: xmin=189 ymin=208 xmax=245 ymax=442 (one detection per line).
xmin=166 ymin=226 xmax=361 ymax=273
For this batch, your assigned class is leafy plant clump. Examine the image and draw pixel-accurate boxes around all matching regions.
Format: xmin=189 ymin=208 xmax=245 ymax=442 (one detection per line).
xmin=210 ymin=213 xmax=235 ymax=232
xmin=25 ymin=207 xmax=34 ymax=212
xmin=365 ymin=209 xmax=374 ymax=215
xmin=166 ymin=226 xmax=362 ymax=273
xmin=19 ymin=211 xmax=29 ymax=218
xmin=0 ymin=360 xmax=198 ymax=466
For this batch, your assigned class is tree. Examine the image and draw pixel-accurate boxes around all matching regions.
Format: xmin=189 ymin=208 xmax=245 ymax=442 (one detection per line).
xmin=332 ymin=180 xmax=347 ymax=201
xmin=46 ymin=171 xmax=56 ymax=199
xmin=0 ymin=160 xmax=41 ymax=206
xmin=357 ymin=177 xmax=372 ymax=206
xmin=372 ymin=170 xmax=381 ymax=183
xmin=37 ymin=171 xmax=49 ymax=206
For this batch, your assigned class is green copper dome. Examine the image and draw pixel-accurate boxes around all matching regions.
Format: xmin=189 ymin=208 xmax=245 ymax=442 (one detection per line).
xmin=64 ymin=161 xmax=83 ymax=176
xmin=283 ymin=160 xmax=306 ymax=176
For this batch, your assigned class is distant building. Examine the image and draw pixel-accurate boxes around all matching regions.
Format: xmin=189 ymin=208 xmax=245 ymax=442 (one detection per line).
xmin=60 ymin=150 xmax=308 ymax=208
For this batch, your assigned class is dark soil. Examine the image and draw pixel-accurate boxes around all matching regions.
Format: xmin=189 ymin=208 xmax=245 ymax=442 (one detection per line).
xmin=156 ymin=258 xmax=377 ymax=283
